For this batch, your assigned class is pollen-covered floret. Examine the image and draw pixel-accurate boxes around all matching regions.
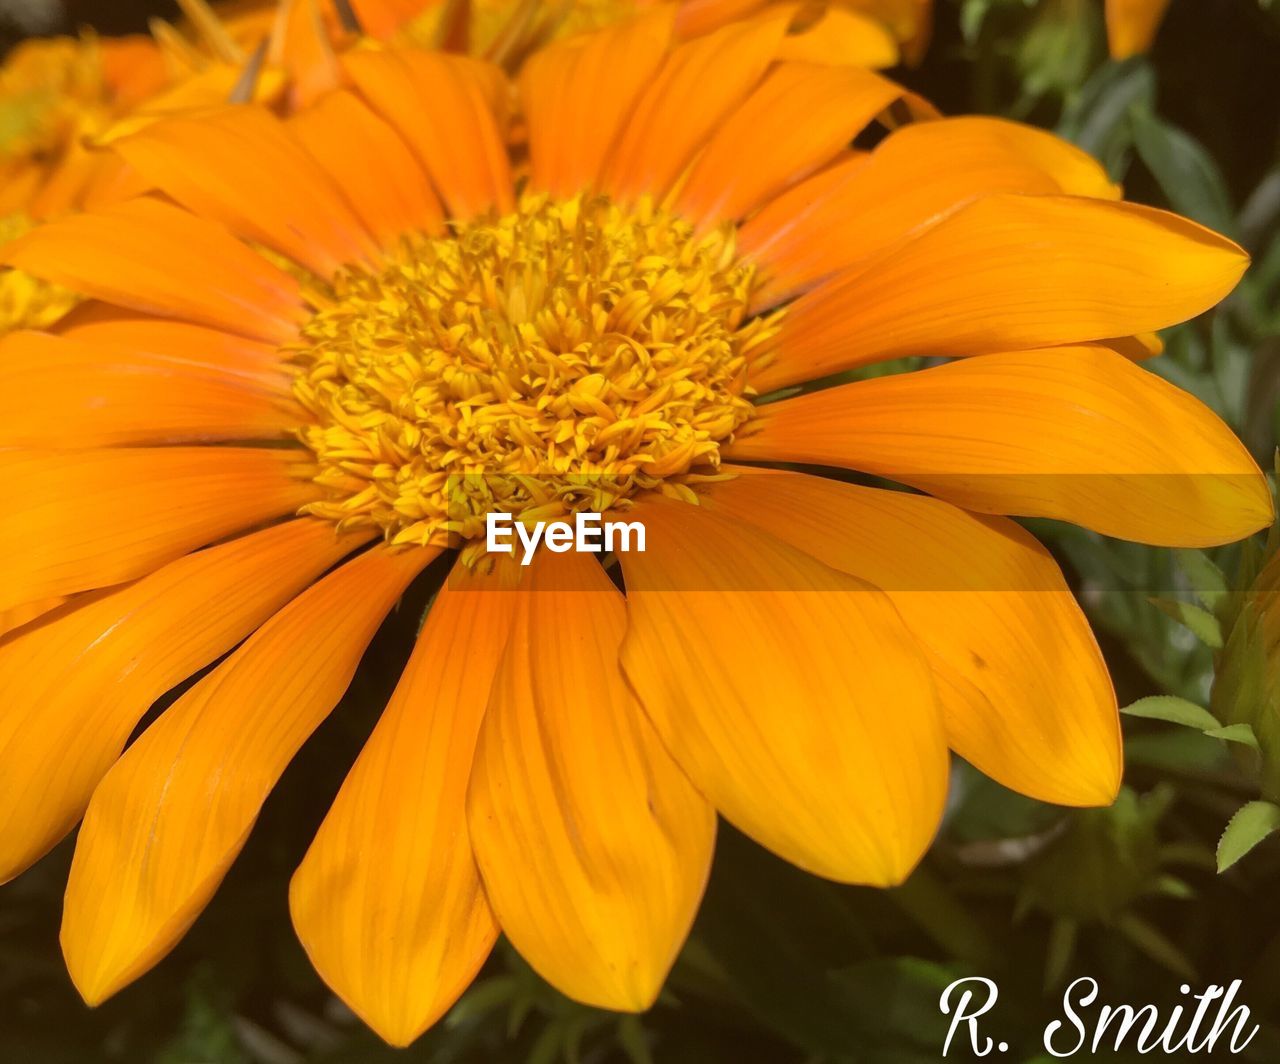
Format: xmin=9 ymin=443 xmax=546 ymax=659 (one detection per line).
xmin=289 ymin=192 xmax=780 ymax=547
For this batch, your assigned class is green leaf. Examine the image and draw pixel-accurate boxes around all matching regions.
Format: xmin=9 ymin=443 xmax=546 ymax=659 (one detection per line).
xmin=1147 ymin=874 xmax=1195 ymax=901
xmin=1147 ymin=597 xmax=1224 ymax=647
xmin=1204 ymin=722 xmax=1261 ymax=751
xmin=1218 ymin=801 xmax=1280 ymax=872
xmin=1058 ymin=59 xmax=1154 ymax=177
xmin=526 ymin=1022 xmax=564 ymax=1064
xmin=1121 ymin=695 xmax=1221 ymax=731
xmin=1175 ymin=549 xmax=1230 ymax=612
xmin=1130 ymin=107 xmax=1237 ymax=236
xmin=616 ymin=1017 xmax=655 ymax=1064
xmin=444 ymin=975 xmax=519 ymax=1029
xmin=1044 ymin=919 xmax=1077 ymax=989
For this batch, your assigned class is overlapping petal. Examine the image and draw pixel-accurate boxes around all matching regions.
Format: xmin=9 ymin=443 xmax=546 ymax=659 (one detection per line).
xmin=619 ymin=497 xmax=948 ymax=885
xmin=469 ymin=549 xmax=716 ymax=1010
xmin=742 ymin=116 xmax=1119 ymax=310
xmin=676 ymin=62 xmax=910 ymax=226
xmin=730 ymin=344 xmax=1273 ymax=546
xmin=0 ymin=447 xmax=318 ymax=612
xmin=602 ymin=12 xmax=791 ymax=202
xmin=0 ymin=520 xmax=369 ymax=882
xmin=61 ymin=545 xmax=433 ymax=1004
xmin=110 ymin=105 xmax=378 ymax=276
xmin=519 ymin=8 xmax=675 ymax=199
xmin=0 ymin=330 xmax=299 ymax=447
xmin=343 ymin=49 xmax=512 ymax=219
xmin=754 ymin=194 xmax=1249 ymax=389
xmin=1 ymin=198 xmax=305 ymax=342
xmin=704 ymin=470 xmax=1121 ymax=806
xmin=291 ymin=558 xmax=516 ymax=1046
xmin=288 ymin=88 xmax=443 ymax=247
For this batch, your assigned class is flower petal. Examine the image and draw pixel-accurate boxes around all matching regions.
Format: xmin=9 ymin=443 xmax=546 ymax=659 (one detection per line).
xmin=0 ymin=595 xmax=68 ymax=639
xmin=1 ymin=198 xmax=305 ymax=343
xmin=111 ymin=106 xmax=377 ymax=277
xmin=704 ymin=470 xmax=1121 ymax=806
xmin=743 ymin=117 xmax=1119 ymax=313
xmin=350 ymin=0 xmax=423 ymax=37
xmin=618 ymin=497 xmax=948 ymax=884
xmin=0 ymin=447 xmax=320 ymax=612
xmin=289 ymin=89 xmax=443 ymax=249
xmin=344 ymin=50 xmax=513 ymax=220
xmin=0 ymin=520 xmax=368 ymax=883
xmin=731 ymin=344 xmax=1273 ymax=546
xmin=1106 ymin=0 xmax=1172 ymax=59
xmin=756 ymin=194 xmax=1247 ymax=389
xmin=0 ymin=330 xmax=299 ymax=447
xmin=270 ymin=0 xmax=344 ymax=108
xmin=61 ymin=544 xmax=434 ymax=1005
xmin=520 ymin=8 xmax=675 ymax=199
xmin=676 ymin=62 xmax=906 ymax=226
xmin=674 ymin=0 xmax=769 ymax=38
xmin=291 ymin=558 xmax=516 ymax=1047
xmin=602 ymin=12 xmax=789 ymax=203
xmin=54 ymin=304 xmax=283 ymax=379
xmin=468 ymin=549 xmax=715 ymax=1010
xmin=775 ymin=7 xmax=899 ymax=68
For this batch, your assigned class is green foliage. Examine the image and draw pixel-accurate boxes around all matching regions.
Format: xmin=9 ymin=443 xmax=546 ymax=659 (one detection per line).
xmin=1218 ymin=801 xmax=1280 ymax=871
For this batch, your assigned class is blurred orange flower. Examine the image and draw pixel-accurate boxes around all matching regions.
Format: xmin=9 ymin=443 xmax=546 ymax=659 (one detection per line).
xmin=1105 ymin=0 xmax=1172 ymax=59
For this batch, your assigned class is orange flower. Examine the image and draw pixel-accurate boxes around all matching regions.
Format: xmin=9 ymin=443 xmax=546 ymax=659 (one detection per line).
xmin=0 ymin=10 xmax=1269 ymax=1046
xmin=0 ymin=33 xmax=164 ymax=332
xmin=0 ymin=0 xmax=301 ymax=336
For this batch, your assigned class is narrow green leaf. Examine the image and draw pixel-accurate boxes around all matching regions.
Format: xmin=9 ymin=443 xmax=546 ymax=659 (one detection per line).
xmin=1147 ymin=597 xmax=1225 ymax=647
xmin=1121 ymin=695 xmax=1221 ymax=731
xmin=1205 ymin=722 xmax=1261 ymax=751
xmin=1058 ymin=59 xmax=1154 ymax=175
xmin=1130 ymin=107 xmax=1237 ymax=235
xmin=1147 ymin=874 xmax=1196 ymax=901
xmin=1044 ymin=919 xmax=1077 ymax=990
xmin=1218 ymin=801 xmax=1280 ymax=872
xmin=526 ymin=1022 xmax=563 ymax=1064
xmin=616 ymin=1017 xmax=655 ymax=1064
xmin=1174 ymin=549 xmax=1230 ymax=612
xmin=1116 ymin=915 xmax=1197 ymax=980
xmin=444 ymin=976 xmax=519 ymax=1030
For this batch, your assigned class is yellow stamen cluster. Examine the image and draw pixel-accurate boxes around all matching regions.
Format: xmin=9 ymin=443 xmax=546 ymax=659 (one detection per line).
xmin=0 ymin=214 xmax=79 ymax=335
xmin=290 ymin=193 xmax=778 ymax=549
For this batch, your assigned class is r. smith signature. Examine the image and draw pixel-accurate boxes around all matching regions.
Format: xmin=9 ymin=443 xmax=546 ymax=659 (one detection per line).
xmin=940 ymin=977 xmax=1259 ymax=1057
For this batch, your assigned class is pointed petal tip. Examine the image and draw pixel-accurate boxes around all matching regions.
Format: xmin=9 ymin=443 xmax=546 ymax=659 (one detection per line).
xmin=765 ymin=815 xmax=934 ymax=889
xmin=342 ymin=999 xmax=442 ymax=1050
xmin=61 ymin=936 xmax=122 ymax=1009
xmin=541 ymin=960 xmax=664 ymax=1015
xmin=1198 ymin=472 xmax=1274 ymax=547
xmin=1013 ymin=748 xmax=1124 ymax=810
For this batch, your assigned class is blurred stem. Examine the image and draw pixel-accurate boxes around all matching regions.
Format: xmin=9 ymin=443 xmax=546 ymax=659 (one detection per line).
xmin=888 ymin=865 xmax=994 ymax=967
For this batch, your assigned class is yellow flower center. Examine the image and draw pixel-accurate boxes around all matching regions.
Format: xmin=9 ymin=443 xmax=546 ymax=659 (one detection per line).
xmin=289 ymin=193 xmax=779 ymax=550
xmin=0 ymin=214 xmax=79 ymax=336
